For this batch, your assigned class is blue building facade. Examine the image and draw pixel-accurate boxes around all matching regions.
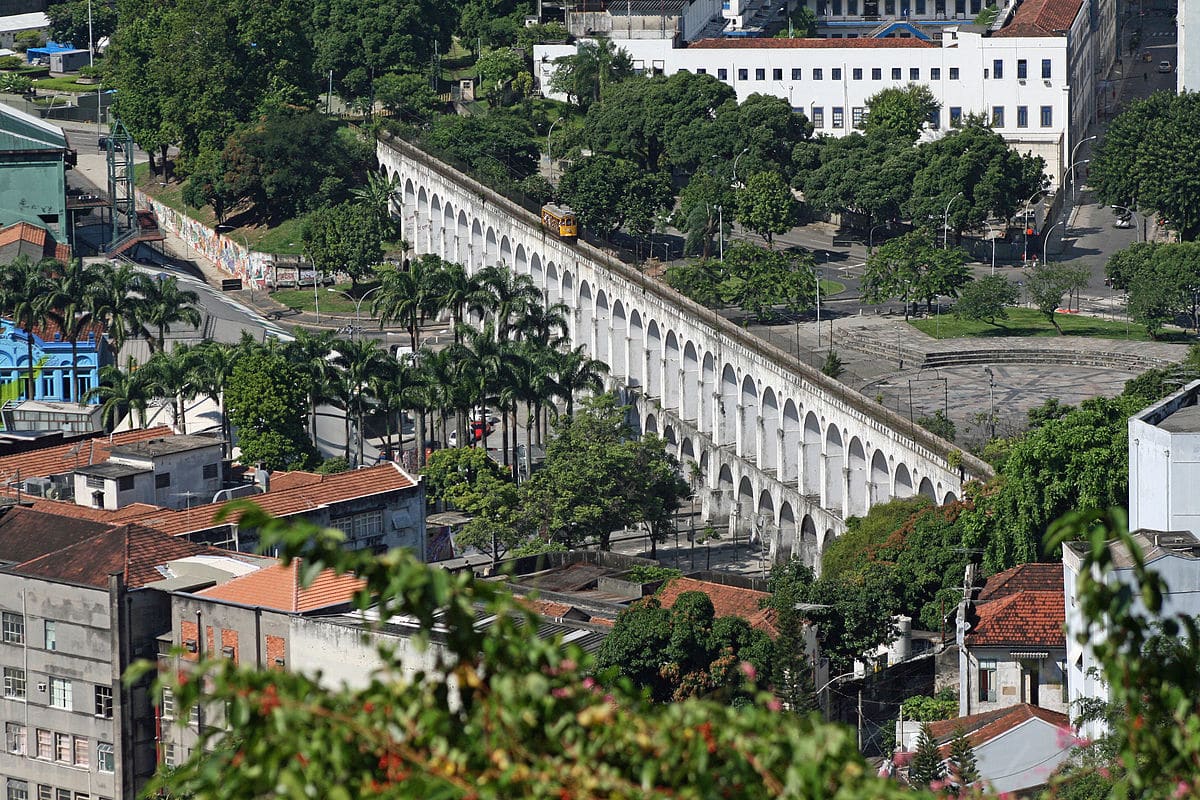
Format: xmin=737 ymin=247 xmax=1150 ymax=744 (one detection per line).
xmin=0 ymin=317 xmax=108 ymax=405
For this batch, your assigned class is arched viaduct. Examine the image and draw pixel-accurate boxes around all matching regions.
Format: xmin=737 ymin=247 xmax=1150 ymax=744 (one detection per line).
xmin=377 ymin=133 xmax=993 ymax=569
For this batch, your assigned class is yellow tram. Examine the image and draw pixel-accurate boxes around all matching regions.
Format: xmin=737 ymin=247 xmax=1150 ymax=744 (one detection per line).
xmin=541 ymin=203 xmax=578 ymax=240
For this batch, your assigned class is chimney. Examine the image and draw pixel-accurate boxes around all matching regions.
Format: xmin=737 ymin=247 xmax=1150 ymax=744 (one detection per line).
xmin=254 ymin=464 xmax=270 ymax=494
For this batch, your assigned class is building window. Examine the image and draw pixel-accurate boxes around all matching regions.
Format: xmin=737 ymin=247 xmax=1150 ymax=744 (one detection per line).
xmin=49 ymin=677 xmax=72 ymax=710
xmin=73 ymin=737 xmax=89 ymax=768
xmin=85 ymin=475 xmax=104 ymax=490
xmin=95 ymin=685 xmax=113 ymax=718
xmin=55 ymin=733 xmax=70 ymax=763
xmin=35 ymin=788 xmax=50 ymax=800
xmin=5 ymin=723 xmax=25 ymax=755
xmin=155 ymin=473 xmax=171 ymax=490
xmin=737 ymin=68 xmax=748 ymax=80
xmin=791 ymin=67 xmax=801 ymax=80
xmin=949 ymin=107 xmax=962 ymax=125
xmin=832 ymin=107 xmax=844 ymax=128
xmin=831 ymin=67 xmax=842 ymax=80
xmin=992 ymin=59 xmax=1003 ymax=78
xmin=117 ymin=475 xmax=135 ymax=491
xmin=189 ymin=704 xmax=201 ymax=729
xmin=1042 ymin=58 xmax=1052 ymax=79
xmin=978 ymin=659 xmax=997 ymax=702
xmin=871 ymin=67 xmax=881 ymax=80
xmin=813 ymin=68 xmax=823 ymax=80
xmin=852 ymin=107 xmax=867 ymax=128
xmin=3 ymin=667 xmax=26 ymax=699
xmin=754 ymin=67 xmax=765 ymax=80
xmin=928 ymin=109 xmax=940 ymax=130
xmin=717 ymin=68 xmax=728 ymax=80
xmin=949 ymin=67 xmax=959 ymax=80
xmin=97 ymin=742 xmax=114 ymax=773
xmin=3 ymin=611 xmax=24 ymax=643
xmin=44 ymin=621 xmax=55 ymax=651
xmin=161 ymin=688 xmax=175 ymax=719
xmin=991 ymin=106 xmax=1004 ymax=127
xmin=931 ymin=67 xmax=941 ymax=80
xmin=55 ymin=791 xmax=69 ymax=800
xmin=891 ymin=67 xmax=901 ymax=79
xmin=772 ymin=67 xmax=782 ymax=80
xmin=910 ymin=67 xmax=920 ymax=80
xmin=852 ymin=67 xmax=862 ymax=80
xmin=1017 ymin=106 xmax=1028 ymax=127
xmin=1017 ymin=59 xmax=1027 ymax=79
xmin=35 ymin=730 xmax=51 ymax=760
xmin=696 ymin=68 xmax=706 ymax=74
xmin=811 ymin=106 xmax=824 ymax=127
xmin=1040 ymin=105 xmax=1053 ymax=127
xmin=7 ymin=780 xmax=27 ymax=800
xmin=162 ymin=743 xmax=176 ymax=768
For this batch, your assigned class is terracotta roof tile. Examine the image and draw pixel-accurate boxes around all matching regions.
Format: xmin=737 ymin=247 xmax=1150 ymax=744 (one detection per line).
xmin=925 ymin=703 xmax=1070 ymax=757
xmin=27 ymin=500 xmax=161 ymax=522
xmin=519 ymin=597 xmax=575 ymax=619
xmin=658 ymin=577 xmax=776 ymax=635
xmin=992 ymin=0 xmax=1083 ymax=37
xmin=976 ymin=563 xmax=1063 ymax=602
xmin=0 ymin=426 xmax=174 ymax=488
xmin=10 ymin=522 xmax=210 ymax=588
xmin=967 ymin=590 xmax=1064 ymax=648
xmin=689 ymin=36 xmax=935 ymax=48
xmin=0 ymin=507 xmax=114 ymax=564
xmin=196 ymin=560 xmax=365 ymax=613
xmin=0 ymin=222 xmax=72 ymax=275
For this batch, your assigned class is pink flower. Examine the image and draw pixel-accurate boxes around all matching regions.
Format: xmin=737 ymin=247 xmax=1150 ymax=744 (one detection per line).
xmin=739 ymin=661 xmax=757 ymax=681
xmin=767 ymin=698 xmax=782 ymax=712
xmin=582 ymin=677 xmax=597 ymax=690
xmin=1056 ymin=725 xmax=1092 ymax=749
xmin=551 ymin=687 xmax=570 ymax=699
xmin=1175 ymin=781 xmax=1191 ymax=799
xmin=560 ymin=659 xmax=577 ymax=672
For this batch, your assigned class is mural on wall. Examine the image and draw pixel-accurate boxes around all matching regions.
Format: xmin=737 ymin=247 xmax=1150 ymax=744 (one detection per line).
xmin=136 ymin=190 xmax=274 ymax=290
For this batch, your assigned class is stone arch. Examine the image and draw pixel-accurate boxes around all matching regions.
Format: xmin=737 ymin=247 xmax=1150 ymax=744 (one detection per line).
xmin=682 ymin=341 xmax=700 ymax=422
xmin=664 ymin=331 xmax=682 ymax=415
xmin=943 ymin=489 xmax=958 ymax=504
xmin=645 ymin=320 xmax=663 ymax=400
xmin=681 ymin=437 xmax=695 ymax=463
xmin=577 ymin=281 xmax=594 ymax=355
xmin=416 ymin=186 xmax=430 ymax=252
xmin=736 ymin=476 xmax=755 ymax=537
xmin=800 ymin=514 xmax=819 ymax=569
xmin=760 ymin=387 xmax=780 ymax=472
xmin=485 ymin=227 xmax=499 ymax=269
xmin=824 ymin=425 xmax=845 ymax=513
xmin=663 ymin=424 xmax=677 ymax=445
xmin=778 ymin=502 xmax=797 ymax=562
xmin=514 ymin=243 xmax=529 ymax=276
xmin=739 ymin=374 xmax=759 ymax=461
xmin=894 ymin=463 xmax=914 ymax=498
xmin=627 ymin=309 xmax=645 ymax=387
xmin=644 ymin=412 xmax=658 ymax=436
xmin=500 ymin=236 xmax=513 ymax=269
xmin=456 ymin=210 xmax=469 ymax=266
xmin=430 ymin=195 xmax=444 ymax=258
xmin=717 ymin=463 xmax=735 ymax=506
xmin=869 ymin=450 xmax=891 ymax=507
xmin=781 ymin=399 xmax=801 ymax=483
xmin=404 ymin=179 xmax=416 ymax=243
xmin=546 ymin=262 xmax=559 ymax=304
xmin=530 ymin=251 xmax=544 ymax=296
xmin=918 ymin=477 xmax=936 ymax=501
xmin=594 ymin=290 xmax=611 ymax=364
xmin=611 ymin=300 xmax=629 ymax=382
xmin=847 ymin=437 xmax=868 ymax=517
xmin=756 ymin=490 xmax=775 ymax=550
xmin=719 ymin=364 xmax=738 ymax=446
xmin=470 ymin=219 xmax=484 ymax=272
xmin=802 ymin=412 xmax=822 ymax=495
xmin=700 ymin=352 xmax=716 ymax=435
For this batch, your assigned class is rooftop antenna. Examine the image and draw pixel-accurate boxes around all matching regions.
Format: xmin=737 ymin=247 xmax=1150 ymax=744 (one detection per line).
xmin=62 ymin=441 xmax=84 ymax=471
xmin=173 ymin=489 xmax=202 ymax=525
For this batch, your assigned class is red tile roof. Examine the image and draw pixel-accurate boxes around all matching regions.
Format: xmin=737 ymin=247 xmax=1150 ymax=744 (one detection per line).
xmin=992 ymin=0 xmax=1083 ymax=37
xmin=519 ymin=597 xmax=575 ymax=619
xmin=926 ymin=704 xmax=1070 ymax=757
xmin=967 ymin=590 xmax=1065 ymax=648
xmin=0 ymin=222 xmax=70 ymax=262
xmin=689 ymin=36 xmax=935 ymax=49
xmin=976 ymin=563 xmax=1063 ymax=602
xmin=0 ymin=507 xmax=114 ymax=564
xmin=658 ymin=577 xmax=776 ymax=635
xmin=10 ymin=522 xmax=210 ymax=589
xmin=196 ymin=560 xmax=365 ymax=613
xmin=0 ymin=427 xmax=174 ymax=488
xmin=27 ymin=500 xmax=161 ymax=522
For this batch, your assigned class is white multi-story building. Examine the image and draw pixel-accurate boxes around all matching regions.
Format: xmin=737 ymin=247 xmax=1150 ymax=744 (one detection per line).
xmin=536 ymin=0 xmax=1106 ymax=187
xmin=1180 ymin=0 xmax=1198 ymax=102
xmin=1128 ymin=379 xmax=1200 ymax=535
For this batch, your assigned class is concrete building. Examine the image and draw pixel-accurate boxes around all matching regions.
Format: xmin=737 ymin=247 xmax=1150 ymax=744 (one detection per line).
xmin=957 ymin=562 xmax=1067 ymax=718
xmin=1063 ymin=529 xmax=1200 ymax=740
xmin=0 ymin=105 xmax=70 ymax=242
xmin=0 ymin=313 xmax=107 ymax=410
xmin=1183 ymin=0 xmax=1199 ymax=91
xmin=1129 ymin=380 xmax=1200 ymax=536
xmin=566 ymin=0 xmax=725 ymax=41
xmin=0 ymin=11 xmax=46 ymax=49
xmin=0 ymin=507 xmax=262 ymax=800
xmin=71 ymin=434 xmax=224 ymax=512
xmin=0 ymin=399 xmax=103 ymax=436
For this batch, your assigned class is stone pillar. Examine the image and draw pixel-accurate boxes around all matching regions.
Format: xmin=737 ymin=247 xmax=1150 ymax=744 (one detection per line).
xmin=735 ymin=402 xmax=746 ymax=457
xmin=841 ymin=466 xmax=851 ymax=520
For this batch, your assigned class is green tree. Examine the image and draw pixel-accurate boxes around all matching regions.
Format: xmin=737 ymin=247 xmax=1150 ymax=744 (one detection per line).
xmin=421 ymin=112 xmax=540 ymax=188
xmin=374 ymin=71 xmax=440 ymax=121
xmin=549 ymin=38 xmax=633 ymax=109
xmin=735 ymin=171 xmax=799 ymax=247
xmin=520 ymin=395 xmax=688 ymax=550
xmin=129 ymin=272 xmax=201 ymax=353
xmin=0 ymin=255 xmax=51 ymax=401
xmin=40 ymin=259 xmax=101 ymax=402
xmin=711 ymin=242 xmax=816 ymax=322
xmin=954 ymin=275 xmax=1019 ymax=325
xmin=46 ymin=0 xmax=117 ymax=48
xmin=1090 ymin=91 xmax=1200 ymax=241
xmin=901 ymin=689 xmax=958 ymax=723
xmin=669 ymin=93 xmax=811 ymax=181
xmin=1025 ymin=260 xmax=1090 ymax=334
xmin=476 ymin=46 xmax=523 ymax=96
xmin=674 ymin=172 xmax=734 ymax=258
xmin=821 ymin=350 xmax=845 ymax=379
xmin=1125 ymin=241 xmax=1200 ymax=336
xmin=424 ymin=446 xmax=525 ymax=560
xmin=776 ymin=4 xmax=817 ymax=36
xmin=140 ymin=345 xmax=196 ymax=431
xmin=864 ymin=84 xmax=940 ymax=141
xmin=794 ymin=132 xmax=916 ymax=229
xmin=86 ymin=361 xmax=152 ymax=430
xmin=916 ymin=409 xmax=956 ymax=442
xmin=1104 ymin=241 xmax=1158 ymax=290
xmin=333 ymin=338 xmax=391 ymax=466
xmin=350 ymin=171 xmax=402 ymax=242
xmin=946 ymin=726 xmax=980 ymax=788
xmin=188 ymin=341 xmax=239 ymax=455
xmin=181 ymin=148 xmax=234 ymax=222
xmin=556 ymin=155 xmax=671 ymax=236
xmin=862 ymin=229 xmax=971 ymax=317
xmin=225 ymin=348 xmax=318 ymax=470
xmin=908 ymin=722 xmax=945 ymax=789
xmin=302 ymin=202 xmax=385 ymax=286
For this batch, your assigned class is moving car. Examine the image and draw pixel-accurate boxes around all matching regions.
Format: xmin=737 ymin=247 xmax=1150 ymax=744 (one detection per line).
xmin=1158 ymin=60 xmax=1173 ymax=73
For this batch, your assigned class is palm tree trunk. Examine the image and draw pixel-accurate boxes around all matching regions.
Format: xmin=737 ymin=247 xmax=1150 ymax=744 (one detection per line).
xmin=344 ymin=410 xmax=352 ymax=461
xmin=158 ymin=323 xmax=166 ymax=354
xmin=416 ymin=411 xmax=427 ymax=468
xmin=500 ymin=412 xmax=509 ymax=468
xmin=177 ymin=393 xmax=187 ymax=434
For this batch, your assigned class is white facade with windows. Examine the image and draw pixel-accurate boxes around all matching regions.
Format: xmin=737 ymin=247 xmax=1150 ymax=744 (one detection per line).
xmin=71 ymin=435 xmax=223 ymax=512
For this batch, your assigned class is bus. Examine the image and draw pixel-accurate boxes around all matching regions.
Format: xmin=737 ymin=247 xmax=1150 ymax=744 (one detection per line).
xmin=541 ymin=203 xmax=578 ymax=240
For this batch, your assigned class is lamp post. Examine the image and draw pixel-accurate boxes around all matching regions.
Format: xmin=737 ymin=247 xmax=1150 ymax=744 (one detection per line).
xmin=815 ymin=266 xmax=822 ymax=348
xmin=1022 ymin=189 xmax=1047 ymax=262
xmin=732 ymin=147 xmax=750 ymax=186
xmin=1068 ymin=158 xmax=1091 ymax=204
xmin=943 ymin=191 xmax=964 ymax=249
xmin=1068 ymin=134 xmax=1098 ymax=195
xmin=984 ymin=366 xmax=995 ymax=439
xmin=985 ymin=219 xmax=1003 ymax=275
xmin=716 ymin=204 xmax=724 ymax=261
xmin=328 ymin=285 xmax=383 ymax=339
xmin=546 ymin=116 xmax=564 ymax=180
xmin=1043 ymin=221 xmax=1063 ymax=264
xmin=868 ymin=222 xmax=888 ymax=253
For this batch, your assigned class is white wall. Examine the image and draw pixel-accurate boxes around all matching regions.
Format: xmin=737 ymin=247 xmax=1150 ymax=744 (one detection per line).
xmin=1183 ymin=0 xmax=1200 ymax=91
xmin=976 ymin=718 xmax=1072 ymax=794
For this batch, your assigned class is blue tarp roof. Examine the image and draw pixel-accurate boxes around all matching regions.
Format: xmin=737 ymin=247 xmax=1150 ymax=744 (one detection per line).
xmin=26 ymin=41 xmax=76 ymax=58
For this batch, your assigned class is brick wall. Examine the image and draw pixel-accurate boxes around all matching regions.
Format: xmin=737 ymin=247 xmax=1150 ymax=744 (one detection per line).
xmin=265 ymin=635 xmax=286 ymax=669
xmin=220 ymin=629 xmax=239 ymax=665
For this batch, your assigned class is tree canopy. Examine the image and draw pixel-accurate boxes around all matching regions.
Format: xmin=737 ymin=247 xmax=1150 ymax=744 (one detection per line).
xmin=556 ymin=155 xmax=671 ymax=236
xmin=864 ymin=84 xmax=940 ymax=142
xmin=225 ymin=349 xmax=318 ymax=470
xmin=735 ymin=171 xmax=800 ymax=247
xmin=664 ymin=242 xmax=816 ymax=322
xmin=861 ymin=229 xmax=971 ymax=315
xmin=301 ymin=201 xmax=385 ymax=284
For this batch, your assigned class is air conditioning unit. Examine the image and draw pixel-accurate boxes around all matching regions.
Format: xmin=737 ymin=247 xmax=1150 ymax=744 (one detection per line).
xmin=23 ymin=477 xmax=52 ymax=498
xmin=183 ymin=639 xmax=197 ymax=653
xmin=36 ymin=683 xmax=46 ymax=693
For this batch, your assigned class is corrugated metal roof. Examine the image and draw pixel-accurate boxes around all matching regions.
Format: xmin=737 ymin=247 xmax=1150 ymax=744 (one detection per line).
xmin=0 ymin=103 xmax=67 ymax=151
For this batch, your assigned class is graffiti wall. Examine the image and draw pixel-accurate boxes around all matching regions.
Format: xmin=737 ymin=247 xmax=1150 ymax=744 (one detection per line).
xmin=135 ymin=190 xmax=274 ymax=290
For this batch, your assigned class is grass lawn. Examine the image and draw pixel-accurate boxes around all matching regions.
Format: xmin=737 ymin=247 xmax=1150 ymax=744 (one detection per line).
xmin=270 ymin=280 xmax=381 ymax=314
xmin=910 ymin=306 xmax=1196 ymax=343
xmin=33 ymin=76 xmax=100 ymax=92
xmin=820 ymin=279 xmax=846 ymax=296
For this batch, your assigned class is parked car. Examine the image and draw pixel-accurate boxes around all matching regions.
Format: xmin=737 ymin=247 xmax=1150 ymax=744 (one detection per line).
xmin=448 ymin=419 xmax=495 ymax=447
xmin=1114 ymin=217 xmax=1134 ymax=229
xmin=1158 ymin=60 xmax=1173 ymax=73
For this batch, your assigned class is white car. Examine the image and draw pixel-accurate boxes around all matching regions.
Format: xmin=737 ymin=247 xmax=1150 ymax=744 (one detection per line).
xmin=1114 ymin=217 xmax=1134 ymax=229
xmin=1158 ymin=60 xmax=1173 ymax=73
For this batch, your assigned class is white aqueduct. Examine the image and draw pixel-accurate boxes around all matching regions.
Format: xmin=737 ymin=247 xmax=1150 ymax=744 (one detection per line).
xmin=378 ymin=133 xmax=993 ymax=569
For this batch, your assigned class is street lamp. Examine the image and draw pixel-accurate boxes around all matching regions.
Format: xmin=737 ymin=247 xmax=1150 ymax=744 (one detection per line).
xmin=1042 ymin=220 xmax=1063 ymax=264
xmin=732 ymin=147 xmax=750 ymax=186
xmin=985 ymin=219 xmax=1004 ymax=275
xmin=1068 ymin=158 xmax=1091 ymax=204
xmin=1068 ymin=134 xmax=1098 ymax=195
xmin=983 ymin=366 xmax=995 ymax=439
xmin=943 ymin=191 xmax=964 ymax=249
xmin=327 ymin=285 xmax=383 ymax=339
xmin=815 ymin=266 xmax=822 ymax=348
xmin=546 ymin=116 xmax=564 ymax=180
xmin=868 ymin=223 xmax=888 ymax=253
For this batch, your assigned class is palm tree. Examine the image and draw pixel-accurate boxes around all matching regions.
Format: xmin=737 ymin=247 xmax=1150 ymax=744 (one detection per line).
xmin=130 ymin=272 xmax=202 ymax=353
xmin=455 ymin=324 xmax=513 ymax=460
xmin=333 ymin=338 xmax=391 ymax=466
xmin=141 ymin=345 xmax=196 ymax=432
xmin=283 ymin=328 xmax=339 ymax=443
xmin=367 ymin=358 xmax=411 ymax=462
xmin=552 ymin=346 xmax=609 ymax=420
xmin=188 ymin=341 xmax=239 ymax=456
xmin=86 ymin=360 xmax=152 ymax=430
xmin=41 ymin=258 xmax=101 ymax=402
xmin=0 ymin=256 xmax=52 ymax=401
xmin=514 ymin=340 xmax=562 ymax=448
xmin=516 ymin=301 xmax=570 ymax=349
xmin=471 ymin=265 xmax=542 ymax=346
xmin=351 ymin=171 xmax=402 ymax=240
xmin=86 ymin=260 xmax=141 ymax=356
xmin=430 ymin=259 xmax=484 ymax=345
xmin=372 ymin=256 xmax=441 ymax=354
